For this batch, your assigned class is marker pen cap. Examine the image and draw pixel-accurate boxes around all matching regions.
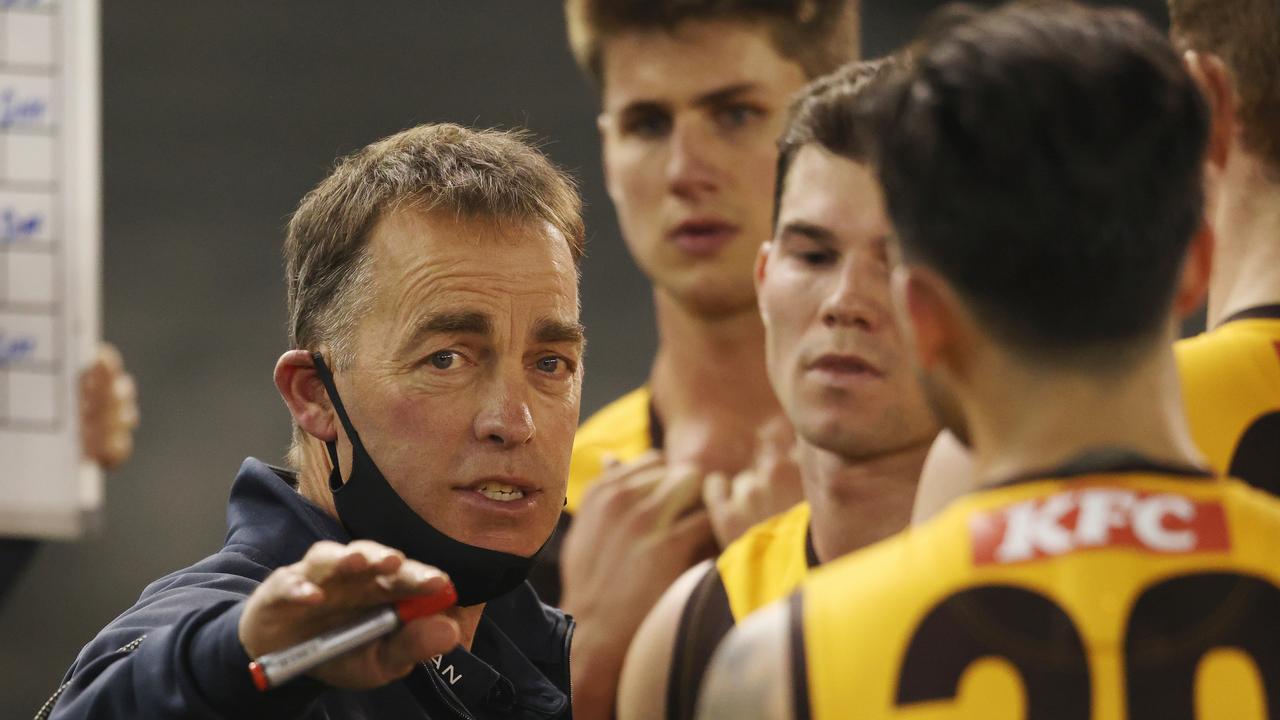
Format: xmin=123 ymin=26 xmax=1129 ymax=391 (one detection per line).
xmin=396 ymin=581 xmax=458 ymax=623
xmin=250 ymin=661 xmax=270 ymax=692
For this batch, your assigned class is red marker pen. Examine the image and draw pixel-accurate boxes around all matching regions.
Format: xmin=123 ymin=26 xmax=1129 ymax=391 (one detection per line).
xmin=248 ymin=582 xmax=458 ymax=691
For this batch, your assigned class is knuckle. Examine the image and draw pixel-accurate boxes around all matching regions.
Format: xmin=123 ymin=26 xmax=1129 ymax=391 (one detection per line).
xmin=627 ymin=504 xmax=660 ymax=532
xmin=347 ymin=539 xmax=383 ymax=555
xmin=306 ymin=540 xmax=341 ymax=561
xmin=599 ymin=486 xmax=637 ymax=518
xmin=581 ymin=477 xmax=621 ymax=507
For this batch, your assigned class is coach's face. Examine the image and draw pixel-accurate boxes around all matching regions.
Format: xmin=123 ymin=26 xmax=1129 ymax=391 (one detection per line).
xmin=597 ymin=19 xmax=807 ymax=318
xmin=757 ymin=146 xmax=937 ymax=459
xmin=332 ymin=210 xmax=584 ymax=556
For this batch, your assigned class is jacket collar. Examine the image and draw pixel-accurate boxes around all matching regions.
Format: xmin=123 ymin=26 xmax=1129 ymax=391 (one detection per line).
xmin=224 ymin=457 xmax=349 ymax=568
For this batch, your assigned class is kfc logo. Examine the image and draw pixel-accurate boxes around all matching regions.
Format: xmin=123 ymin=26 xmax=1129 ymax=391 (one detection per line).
xmin=970 ymin=487 xmax=1229 ymax=565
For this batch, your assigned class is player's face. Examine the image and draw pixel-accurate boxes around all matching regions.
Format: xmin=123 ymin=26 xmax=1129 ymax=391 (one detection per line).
xmin=337 ymin=210 xmax=583 ymax=556
xmin=758 ymin=146 xmax=938 ymax=459
xmin=597 ymin=19 xmax=808 ymax=318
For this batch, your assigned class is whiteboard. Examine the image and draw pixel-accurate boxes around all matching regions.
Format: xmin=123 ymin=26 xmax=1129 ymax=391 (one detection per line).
xmin=0 ymin=0 xmax=101 ymax=539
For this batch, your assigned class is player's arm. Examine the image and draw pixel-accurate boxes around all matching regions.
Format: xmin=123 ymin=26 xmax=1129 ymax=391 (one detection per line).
xmin=696 ymin=600 xmax=796 ymax=720
xmin=617 ymin=559 xmax=715 ymax=720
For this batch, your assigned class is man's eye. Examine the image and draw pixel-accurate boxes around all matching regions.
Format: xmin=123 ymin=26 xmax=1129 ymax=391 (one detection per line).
xmin=715 ymin=104 xmax=764 ymax=130
xmin=429 ymin=351 xmax=459 ymax=370
xmin=622 ymin=112 xmax=671 ymax=139
xmin=536 ymin=356 xmax=566 ymax=374
xmin=798 ymin=249 xmax=836 ymax=266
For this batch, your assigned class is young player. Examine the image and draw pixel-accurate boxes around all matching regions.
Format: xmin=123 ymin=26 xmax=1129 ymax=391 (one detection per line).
xmin=617 ymin=56 xmax=939 ymax=720
xmin=700 ymin=5 xmax=1280 ymax=718
xmin=555 ymin=4 xmax=860 ymax=716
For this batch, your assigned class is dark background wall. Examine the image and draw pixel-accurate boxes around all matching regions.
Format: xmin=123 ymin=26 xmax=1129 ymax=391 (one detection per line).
xmin=0 ymin=1 xmax=1166 ymax=713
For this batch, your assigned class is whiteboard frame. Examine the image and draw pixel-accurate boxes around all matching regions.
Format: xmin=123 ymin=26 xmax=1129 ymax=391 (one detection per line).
xmin=0 ymin=0 xmax=102 ymax=540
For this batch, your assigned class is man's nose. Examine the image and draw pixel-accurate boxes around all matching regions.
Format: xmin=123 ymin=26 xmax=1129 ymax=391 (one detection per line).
xmin=820 ymin=260 xmax=883 ymax=331
xmin=473 ymin=372 xmax=536 ymax=447
xmin=666 ymin=118 xmax=719 ymax=201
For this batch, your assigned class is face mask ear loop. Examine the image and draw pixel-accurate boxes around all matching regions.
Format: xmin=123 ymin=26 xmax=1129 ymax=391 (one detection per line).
xmin=311 ymin=352 xmax=366 ymax=489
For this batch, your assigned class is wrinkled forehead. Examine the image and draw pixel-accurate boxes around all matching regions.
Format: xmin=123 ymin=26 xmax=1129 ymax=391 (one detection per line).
xmin=367 ymin=209 xmax=580 ymax=317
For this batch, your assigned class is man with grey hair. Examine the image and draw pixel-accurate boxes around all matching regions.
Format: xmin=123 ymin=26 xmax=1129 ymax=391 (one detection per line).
xmin=48 ymin=123 xmax=584 ymax=719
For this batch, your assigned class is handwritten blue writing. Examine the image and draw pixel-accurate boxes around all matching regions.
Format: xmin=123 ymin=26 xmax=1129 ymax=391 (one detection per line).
xmin=0 ymin=208 xmax=42 ymax=243
xmin=0 ymin=0 xmax=46 ymax=11
xmin=0 ymin=332 xmax=36 ymax=366
xmin=0 ymin=87 xmax=47 ymax=129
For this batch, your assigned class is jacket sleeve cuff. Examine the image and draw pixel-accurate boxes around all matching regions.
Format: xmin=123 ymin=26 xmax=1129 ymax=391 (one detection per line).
xmin=188 ymin=601 xmax=326 ymax=717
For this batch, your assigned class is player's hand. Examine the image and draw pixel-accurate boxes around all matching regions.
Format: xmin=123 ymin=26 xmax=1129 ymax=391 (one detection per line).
xmin=79 ymin=343 xmax=139 ymax=469
xmin=702 ymin=417 xmax=805 ymax=548
xmin=561 ymin=450 xmax=716 ymax=719
xmin=239 ymin=540 xmax=461 ymax=690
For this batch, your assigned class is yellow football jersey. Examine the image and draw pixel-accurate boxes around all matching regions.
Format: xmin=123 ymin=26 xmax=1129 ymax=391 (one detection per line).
xmin=565 ymin=386 xmax=659 ymax=513
xmin=717 ymin=501 xmax=815 ymax=621
xmin=668 ymin=502 xmax=815 ymax=718
xmin=1177 ymin=306 xmax=1280 ymax=495
xmin=797 ymin=459 xmax=1280 ymax=720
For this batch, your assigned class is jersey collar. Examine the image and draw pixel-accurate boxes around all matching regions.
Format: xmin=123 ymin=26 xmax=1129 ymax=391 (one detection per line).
xmin=991 ymin=447 xmax=1213 ymax=489
xmin=1218 ymin=303 xmax=1280 ymax=327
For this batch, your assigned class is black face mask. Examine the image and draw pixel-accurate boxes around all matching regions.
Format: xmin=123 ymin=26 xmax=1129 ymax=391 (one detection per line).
xmin=310 ymin=352 xmax=546 ymax=606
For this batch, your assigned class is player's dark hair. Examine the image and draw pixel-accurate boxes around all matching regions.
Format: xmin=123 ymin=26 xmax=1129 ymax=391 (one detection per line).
xmin=773 ymin=55 xmax=907 ymax=229
xmin=878 ymin=2 xmax=1209 ymax=362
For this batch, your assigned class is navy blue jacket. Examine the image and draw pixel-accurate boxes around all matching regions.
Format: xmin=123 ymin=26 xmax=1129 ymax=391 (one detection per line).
xmin=49 ymin=458 xmax=573 ymax=719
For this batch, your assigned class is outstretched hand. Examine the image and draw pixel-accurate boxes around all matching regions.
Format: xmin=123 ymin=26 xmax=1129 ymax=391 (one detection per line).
xmin=239 ymin=540 xmax=461 ymax=690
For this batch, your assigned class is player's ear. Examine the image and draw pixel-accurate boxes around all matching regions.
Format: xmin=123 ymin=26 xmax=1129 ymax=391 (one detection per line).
xmin=755 ymin=240 xmax=776 ymax=326
xmin=597 ymin=113 xmax=616 ymax=197
xmin=1183 ymin=50 xmax=1236 ymax=174
xmin=891 ymin=264 xmax=954 ymax=373
xmin=754 ymin=240 xmax=773 ymax=292
xmin=1174 ymin=222 xmax=1213 ymax=319
xmin=274 ymin=350 xmax=338 ymax=443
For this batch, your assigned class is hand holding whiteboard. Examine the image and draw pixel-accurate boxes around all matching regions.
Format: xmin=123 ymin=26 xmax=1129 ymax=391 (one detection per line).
xmin=0 ymin=0 xmax=102 ymax=540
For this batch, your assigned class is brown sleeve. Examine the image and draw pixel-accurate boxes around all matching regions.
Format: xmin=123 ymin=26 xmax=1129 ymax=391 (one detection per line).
xmin=667 ymin=564 xmax=736 ymax=719
xmin=789 ymin=592 xmax=812 ymax=720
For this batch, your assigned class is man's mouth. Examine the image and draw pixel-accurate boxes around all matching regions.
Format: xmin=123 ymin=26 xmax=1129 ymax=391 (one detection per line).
xmin=668 ymin=218 xmax=739 ymax=257
xmin=475 ymin=481 xmax=526 ymax=502
xmin=805 ymin=352 xmax=886 ymax=380
xmin=456 ymin=477 xmax=541 ymax=507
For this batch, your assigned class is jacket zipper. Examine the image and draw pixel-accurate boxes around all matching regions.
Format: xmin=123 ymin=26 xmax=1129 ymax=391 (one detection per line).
xmin=34 ymin=636 xmax=146 ymax=720
xmin=564 ymin=614 xmax=575 ymax=716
